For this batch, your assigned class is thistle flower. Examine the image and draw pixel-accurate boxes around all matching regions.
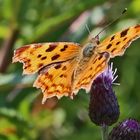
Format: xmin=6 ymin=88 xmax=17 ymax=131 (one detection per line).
xmin=89 ymin=63 xmax=120 ymax=126
xmin=109 ymin=118 xmax=140 ymax=140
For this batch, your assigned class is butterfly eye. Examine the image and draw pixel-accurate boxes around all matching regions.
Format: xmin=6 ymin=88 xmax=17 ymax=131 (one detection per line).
xmin=83 ymin=43 xmax=95 ymax=57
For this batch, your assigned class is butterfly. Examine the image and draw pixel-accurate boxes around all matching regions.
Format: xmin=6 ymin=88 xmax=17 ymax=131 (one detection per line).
xmin=13 ymin=24 xmax=140 ymax=104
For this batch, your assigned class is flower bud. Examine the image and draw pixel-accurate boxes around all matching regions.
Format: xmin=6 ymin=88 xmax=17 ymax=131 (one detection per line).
xmin=109 ymin=118 xmax=140 ymax=140
xmin=89 ymin=63 xmax=120 ymax=126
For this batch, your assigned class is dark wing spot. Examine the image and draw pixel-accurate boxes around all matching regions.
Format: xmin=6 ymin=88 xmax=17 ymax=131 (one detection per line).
xmin=41 ymin=56 xmax=47 ymax=60
xmin=135 ymin=30 xmax=140 ymax=33
xmin=38 ymin=63 xmax=44 ymax=68
xmin=40 ymin=81 xmax=45 ymax=87
xmin=110 ymin=35 xmax=115 ymax=41
xmin=135 ymin=25 xmax=140 ymax=29
xmin=47 ymin=92 xmax=53 ymax=95
xmin=48 ymin=74 xmax=53 ymax=80
xmin=123 ymin=37 xmax=127 ymax=41
xmin=46 ymin=44 xmax=57 ymax=52
xmin=98 ymin=55 xmax=102 ymax=60
xmin=55 ymin=90 xmax=60 ymax=93
xmin=88 ymin=74 xmax=92 ymax=78
xmin=59 ymin=84 xmax=64 ymax=88
xmin=60 ymin=45 xmax=68 ymax=52
xmin=92 ymin=74 xmax=95 ymax=79
xmin=62 ymin=66 xmax=67 ymax=70
xmin=106 ymin=44 xmax=112 ymax=49
xmin=30 ymin=50 xmax=34 ymax=55
xmin=26 ymin=59 xmax=31 ymax=63
xmin=51 ymin=54 xmax=60 ymax=61
xmin=24 ymin=66 xmax=27 ymax=69
xmin=54 ymin=64 xmax=61 ymax=69
xmin=60 ymin=74 xmax=63 ymax=78
xmin=89 ymin=67 xmax=92 ymax=70
xmin=111 ymin=48 xmax=117 ymax=53
xmin=116 ymin=41 xmax=120 ymax=45
xmin=52 ymin=84 xmax=56 ymax=87
xmin=95 ymin=65 xmax=100 ymax=71
xmin=95 ymin=60 xmax=106 ymax=71
xmin=120 ymin=29 xmax=129 ymax=37
xmin=24 ymin=64 xmax=31 ymax=69
xmin=135 ymin=25 xmax=140 ymax=33
xmin=37 ymin=54 xmax=42 ymax=58
xmin=45 ymin=85 xmax=49 ymax=90
xmin=60 ymin=74 xmax=67 ymax=78
xmin=93 ymin=59 xmax=97 ymax=64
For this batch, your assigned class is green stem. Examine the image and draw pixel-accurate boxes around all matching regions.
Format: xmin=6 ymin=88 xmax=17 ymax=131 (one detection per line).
xmin=101 ymin=125 xmax=109 ymax=140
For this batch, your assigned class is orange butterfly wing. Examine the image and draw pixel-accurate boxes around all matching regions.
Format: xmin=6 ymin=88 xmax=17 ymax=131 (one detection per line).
xmin=13 ymin=42 xmax=81 ymax=74
xmin=97 ymin=25 xmax=140 ymax=57
xmin=73 ymin=52 xmax=110 ymax=93
xmin=34 ymin=59 xmax=78 ymax=104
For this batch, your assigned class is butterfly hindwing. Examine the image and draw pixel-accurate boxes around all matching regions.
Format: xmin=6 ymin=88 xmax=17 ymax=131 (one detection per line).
xmin=73 ymin=52 xmax=110 ymax=93
xmin=13 ymin=42 xmax=81 ymax=74
xmin=97 ymin=25 xmax=140 ymax=57
xmin=33 ymin=59 xmax=78 ymax=103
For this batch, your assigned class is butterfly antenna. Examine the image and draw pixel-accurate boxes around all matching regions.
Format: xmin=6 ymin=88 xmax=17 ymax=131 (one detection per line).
xmin=95 ymin=8 xmax=127 ymax=37
xmin=85 ymin=24 xmax=92 ymax=36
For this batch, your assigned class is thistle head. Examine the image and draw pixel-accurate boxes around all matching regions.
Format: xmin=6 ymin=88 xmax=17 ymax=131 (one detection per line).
xmin=109 ymin=118 xmax=140 ymax=140
xmin=89 ymin=63 xmax=120 ymax=126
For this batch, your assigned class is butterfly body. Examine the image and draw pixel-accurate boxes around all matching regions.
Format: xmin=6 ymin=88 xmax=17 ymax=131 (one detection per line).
xmin=74 ymin=43 xmax=98 ymax=80
xmin=74 ymin=37 xmax=100 ymax=77
xmin=12 ymin=24 xmax=140 ymax=103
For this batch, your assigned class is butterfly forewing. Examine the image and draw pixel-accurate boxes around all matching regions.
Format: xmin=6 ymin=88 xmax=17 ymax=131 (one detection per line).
xmin=97 ymin=25 xmax=140 ymax=57
xmin=13 ymin=42 xmax=81 ymax=74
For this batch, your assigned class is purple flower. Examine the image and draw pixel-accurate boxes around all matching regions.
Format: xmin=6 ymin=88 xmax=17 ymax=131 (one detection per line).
xmin=89 ymin=63 xmax=120 ymax=126
xmin=109 ymin=118 xmax=140 ymax=140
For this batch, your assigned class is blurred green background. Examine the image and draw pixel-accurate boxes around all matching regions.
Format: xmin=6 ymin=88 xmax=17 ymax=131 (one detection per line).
xmin=0 ymin=0 xmax=140 ymax=139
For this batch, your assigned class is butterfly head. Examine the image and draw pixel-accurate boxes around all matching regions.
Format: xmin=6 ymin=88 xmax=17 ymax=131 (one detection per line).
xmin=89 ymin=35 xmax=100 ymax=45
xmin=83 ymin=36 xmax=99 ymax=57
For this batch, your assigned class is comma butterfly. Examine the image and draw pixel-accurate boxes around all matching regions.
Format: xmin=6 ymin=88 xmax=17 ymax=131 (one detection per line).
xmin=13 ymin=24 xmax=140 ymax=103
